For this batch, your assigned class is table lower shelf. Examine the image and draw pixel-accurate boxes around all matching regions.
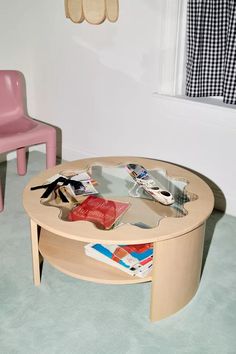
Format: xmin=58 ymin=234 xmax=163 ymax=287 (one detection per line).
xmin=39 ymin=228 xmax=152 ymax=285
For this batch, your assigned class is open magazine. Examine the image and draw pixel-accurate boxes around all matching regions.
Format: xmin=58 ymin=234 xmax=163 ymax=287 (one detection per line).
xmin=46 ymin=170 xmax=98 ymax=196
xmin=30 ymin=169 xmax=99 ymax=203
xmin=85 ymin=243 xmax=153 ymax=277
xmin=126 ymin=164 xmax=175 ymax=205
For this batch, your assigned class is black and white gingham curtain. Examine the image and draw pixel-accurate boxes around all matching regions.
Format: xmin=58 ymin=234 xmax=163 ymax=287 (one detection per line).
xmin=186 ymin=0 xmax=236 ymax=104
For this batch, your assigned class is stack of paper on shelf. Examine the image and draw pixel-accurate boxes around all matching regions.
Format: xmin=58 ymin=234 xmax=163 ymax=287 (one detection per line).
xmin=85 ymin=243 xmax=153 ymax=277
xmin=68 ymin=196 xmax=130 ymax=230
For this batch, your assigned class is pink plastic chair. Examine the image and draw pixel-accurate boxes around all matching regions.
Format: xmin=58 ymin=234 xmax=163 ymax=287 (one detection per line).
xmin=0 ymin=70 xmax=57 ymax=212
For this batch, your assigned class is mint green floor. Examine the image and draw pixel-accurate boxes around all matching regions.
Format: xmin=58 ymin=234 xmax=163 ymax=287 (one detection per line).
xmin=0 ymin=152 xmax=236 ymax=354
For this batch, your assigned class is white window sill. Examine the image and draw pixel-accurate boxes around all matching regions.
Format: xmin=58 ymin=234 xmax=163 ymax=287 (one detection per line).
xmin=153 ymin=92 xmax=236 ymax=112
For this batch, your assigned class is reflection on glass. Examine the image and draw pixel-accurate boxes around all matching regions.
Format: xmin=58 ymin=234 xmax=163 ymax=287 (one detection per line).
xmin=90 ymin=165 xmax=198 ymax=229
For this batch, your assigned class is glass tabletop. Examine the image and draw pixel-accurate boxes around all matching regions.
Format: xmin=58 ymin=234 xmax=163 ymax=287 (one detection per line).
xmin=41 ymin=163 xmax=198 ymax=230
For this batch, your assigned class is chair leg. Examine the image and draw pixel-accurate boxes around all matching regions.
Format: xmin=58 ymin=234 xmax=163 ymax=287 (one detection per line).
xmin=17 ymin=147 xmax=27 ymax=175
xmin=46 ymin=131 xmax=57 ymax=168
xmin=0 ymin=179 xmax=3 ymax=212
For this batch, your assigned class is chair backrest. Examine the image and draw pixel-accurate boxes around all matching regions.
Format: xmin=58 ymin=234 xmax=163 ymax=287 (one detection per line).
xmin=0 ymin=70 xmax=25 ymax=122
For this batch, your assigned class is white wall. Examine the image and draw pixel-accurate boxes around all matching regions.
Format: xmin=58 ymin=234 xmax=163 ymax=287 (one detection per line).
xmin=0 ymin=0 xmax=236 ymax=216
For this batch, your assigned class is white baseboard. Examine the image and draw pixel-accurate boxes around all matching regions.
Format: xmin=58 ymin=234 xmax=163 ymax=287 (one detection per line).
xmin=0 ymin=145 xmax=91 ymax=163
xmin=0 ymin=145 xmax=46 ymax=163
xmin=221 ymin=196 xmax=236 ymax=217
xmin=62 ymin=146 xmax=98 ymax=161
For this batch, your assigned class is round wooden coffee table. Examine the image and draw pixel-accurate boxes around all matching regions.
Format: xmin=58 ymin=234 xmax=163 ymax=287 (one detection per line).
xmin=23 ymin=156 xmax=214 ymax=321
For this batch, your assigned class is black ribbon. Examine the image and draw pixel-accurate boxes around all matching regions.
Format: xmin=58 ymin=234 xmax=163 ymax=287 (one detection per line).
xmin=30 ymin=177 xmax=85 ymax=201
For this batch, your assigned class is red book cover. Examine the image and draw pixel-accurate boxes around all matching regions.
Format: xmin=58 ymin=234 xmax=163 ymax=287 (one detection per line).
xmin=68 ymin=196 xmax=130 ymax=229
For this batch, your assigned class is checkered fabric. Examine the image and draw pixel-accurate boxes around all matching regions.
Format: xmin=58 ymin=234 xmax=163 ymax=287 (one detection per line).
xmin=186 ymin=0 xmax=236 ymax=105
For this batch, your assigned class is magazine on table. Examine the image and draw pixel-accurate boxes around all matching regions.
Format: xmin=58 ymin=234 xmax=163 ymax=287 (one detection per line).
xmin=46 ymin=170 xmax=92 ymax=183
xmin=85 ymin=243 xmax=153 ymax=277
xmin=46 ymin=170 xmax=98 ymax=196
xmin=66 ymin=179 xmax=98 ymax=196
xmin=68 ymin=195 xmax=130 ymax=230
xmin=29 ymin=168 xmax=99 ymax=204
xmin=126 ymin=163 xmax=175 ymax=206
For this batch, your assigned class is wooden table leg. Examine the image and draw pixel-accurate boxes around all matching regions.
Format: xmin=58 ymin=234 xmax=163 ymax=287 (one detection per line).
xmin=30 ymin=219 xmax=43 ymax=286
xmin=150 ymin=223 xmax=205 ymax=321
